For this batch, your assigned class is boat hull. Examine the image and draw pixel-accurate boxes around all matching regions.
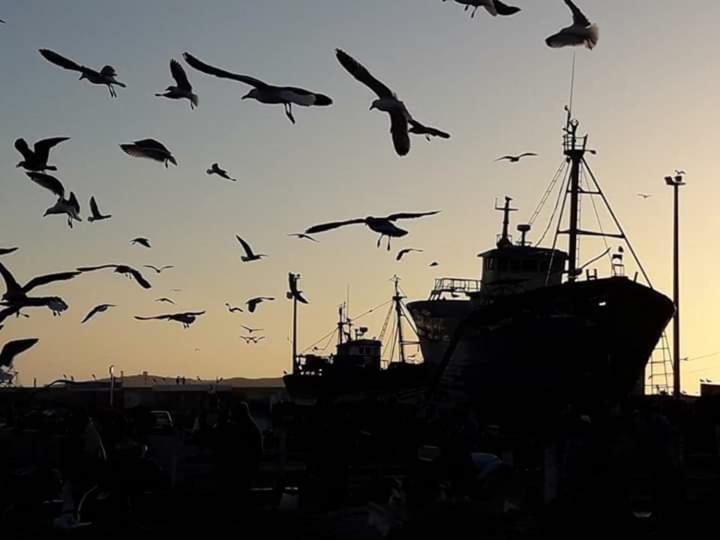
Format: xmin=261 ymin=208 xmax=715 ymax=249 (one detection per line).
xmin=407 ymin=277 xmax=674 ymax=422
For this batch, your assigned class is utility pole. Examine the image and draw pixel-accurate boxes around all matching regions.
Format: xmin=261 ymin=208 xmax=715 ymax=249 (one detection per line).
xmin=665 ymin=173 xmax=685 ymax=398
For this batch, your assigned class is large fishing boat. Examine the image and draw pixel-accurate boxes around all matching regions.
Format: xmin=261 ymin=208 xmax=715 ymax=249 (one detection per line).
xmin=406 ymin=112 xmax=674 ymax=421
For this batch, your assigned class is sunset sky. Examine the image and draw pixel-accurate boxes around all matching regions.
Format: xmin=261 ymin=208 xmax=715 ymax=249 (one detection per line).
xmin=1 ymin=1 xmax=718 ymax=393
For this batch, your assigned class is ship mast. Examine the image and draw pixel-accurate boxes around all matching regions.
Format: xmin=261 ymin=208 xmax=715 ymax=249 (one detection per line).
xmin=564 ymin=113 xmax=586 ymax=282
xmin=392 ymin=275 xmax=407 ymax=364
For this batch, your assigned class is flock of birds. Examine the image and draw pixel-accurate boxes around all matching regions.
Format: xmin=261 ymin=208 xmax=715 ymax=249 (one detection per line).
xmin=0 ymin=0 xmax=600 ymax=377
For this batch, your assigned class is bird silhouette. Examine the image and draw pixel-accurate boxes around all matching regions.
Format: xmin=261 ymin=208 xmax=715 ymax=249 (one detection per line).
xmin=131 ymin=237 xmax=151 ymax=248
xmin=88 ymin=196 xmax=112 ymax=222
xmin=288 ymin=233 xmax=318 ymax=242
xmin=120 ymin=139 xmax=177 ymax=167
xmin=495 ymin=153 xmax=537 ymax=163
xmin=81 ymin=304 xmax=115 ymax=324
xmin=155 ymin=297 xmax=175 ymax=305
xmin=15 ymin=137 xmax=69 ymax=171
xmin=246 ymin=297 xmax=274 ymax=313
xmin=183 ymin=52 xmax=332 ymax=124
xmin=546 ymin=0 xmax=599 ymax=50
xmin=241 ymin=325 xmax=263 ymax=334
xmin=305 ymin=211 xmax=439 ymax=250
xmin=225 ymin=302 xmax=244 ymax=313
xmin=39 ymin=49 xmax=126 ymax=97
xmin=443 ymin=0 xmax=521 ymax=18
xmin=637 ymin=193 xmax=652 ymax=199
xmin=1 ymin=338 xmax=39 ymax=368
xmin=155 ymin=59 xmax=198 ymax=109
xmin=26 ymin=172 xmax=82 ymax=228
xmin=407 ymin=119 xmax=451 ymax=142
xmin=135 ymin=311 xmax=205 ymax=329
xmin=429 ymin=261 xmax=440 ymax=267
xmin=236 ymin=236 xmax=267 ymax=262
xmin=396 ymin=248 xmax=424 ymax=261
xmin=76 ymin=264 xmax=152 ymax=289
xmin=287 ymin=273 xmax=309 ymax=304
xmin=0 ymin=261 xmax=79 ymax=321
xmin=0 ymin=248 xmax=18 ymax=257
xmin=206 ymin=163 xmax=236 ymax=181
xmin=143 ymin=265 xmax=174 ymax=274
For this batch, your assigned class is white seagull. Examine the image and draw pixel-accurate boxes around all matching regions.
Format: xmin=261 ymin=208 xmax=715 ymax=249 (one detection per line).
xmin=120 ymin=139 xmax=177 ymax=167
xmin=155 ymin=59 xmax=198 ymax=109
xmin=236 ymin=235 xmax=267 ymax=262
xmin=26 ymin=172 xmax=81 ymax=228
xmin=545 ymin=0 xmax=599 ymax=50
xmin=183 ymin=52 xmax=332 ymax=124
xmin=39 ymin=49 xmax=126 ymax=97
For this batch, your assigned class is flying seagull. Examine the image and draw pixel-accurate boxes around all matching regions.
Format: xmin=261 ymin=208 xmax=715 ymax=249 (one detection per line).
xmin=288 ymin=233 xmax=318 ymax=242
xmin=495 ymin=152 xmax=538 ymax=163
xmin=545 ymin=0 xmax=599 ymax=50
xmin=408 ymin=119 xmax=451 ymax=142
xmin=120 ymin=139 xmax=177 ymax=167
xmin=206 ymin=163 xmax=236 ymax=181
xmin=0 ymin=338 xmax=39 ymax=368
xmin=444 ymin=0 xmax=521 ymax=18
xmin=155 ymin=297 xmax=175 ymax=304
xmin=76 ymin=264 xmax=152 ymax=289
xmin=155 ymin=59 xmax=198 ymax=109
xmin=26 ymin=172 xmax=82 ymax=229
xmin=287 ymin=273 xmax=309 ymax=304
xmin=135 ymin=311 xmax=205 ymax=329
xmin=15 ymin=137 xmax=69 ymax=171
xmin=143 ymin=265 xmax=174 ymax=274
xmin=336 ymin=49 xmax=447 ymax=157
xmin=246 ymin=296 xmax=274 ymax=313
xmin=81 ymin=304 xmax=115 ymax=324
xmin=131 ymin=237 xmax=151 ymax=248
xmin=38 ymin=48 xmax=126 ymax=97
xmin=241 ymin=335 xmax=265 ymax=344
xmin=637 ymin=193 xmax=652 ymax=199
xmin=88 ymin=196 xmax=111 ymax=222
xmin=0 ymin=261 xmax=80 ymax=318
xmin=236 ymin=235 xmax=266 ymax=262
xmin=0 ymin=248 xmax=18 ymax=256
xmin=225 ymin=302 xmax=244 ymax=313
xmin=396 ymin=248 xmax=424 ymax=261
xmin=241 ymin=325 xmax=264 ymax=334
xmin=305 ymin=211 xmax=440 ymax=250
xmin=429 ymin=261 xmax=440 ymax=267
xmin=183 ymin=52 xmax=332 ymax=124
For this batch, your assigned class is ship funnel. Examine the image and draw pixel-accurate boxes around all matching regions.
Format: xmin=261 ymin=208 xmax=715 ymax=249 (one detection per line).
xmin=517 ymin=224 xmax=531 ymax=246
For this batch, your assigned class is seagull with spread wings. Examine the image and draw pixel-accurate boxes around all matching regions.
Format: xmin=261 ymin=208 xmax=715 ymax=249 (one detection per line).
xmin=15 ymin=137 xmax=69 ymax=171
xmin=88 ymin=196 xmax=111 ymax=222
xmin=225 ymin=302 xmax=244 ymax=313
xmin=76 ymin=264 xmax=152 ymax=289
xmin=305 ymin=211 xmax=440 ymax=250
xmin=81 ymin=304 xmax=115 ymax=324
xmin=1 ymin=338 xmax=39 ymax=368
xmin=495 ymin=152 xmax=537 ymax=163
xmin=236 ymin=235 xmax=267 ymax=262
xmin=444 ymin=0 xmax=521 ymax=18
xmin=246 ymin=297 xmax=274 ymax=313
xmin=120 ymin=139 xmax=177 ymax=167
xmin=135 ymin=311 xmax=205 ymax=329
xmin=144 ymin=265 xmax=174 ymax=274
xmin=546 ymin=0 xmax=599 ymax=50
xmin=155 ymin=59 xmax=198 ymax=109
xmin=206 ymin=163 xmax=237 ymax=182
xmin=183 ymin=52 xmax=332 ymax=124
xmin=38 ymin=48 xmax=126 ymax=97
xmin=288 ymin=233 xmax=318 ymax=242
xmin=396 ymin=248 xmax=424 ymax=261
xmin=25 ymin=172 xmax=81 ymax=228
xmin=335 ymin=49 xmax=448 ymax=157
xmin=241 ymin=325 xmax=263 ymax=334
xmin=637 ymin=193 xmax=652 ymax=199
xmin=131 ymin=237 xmax=151 ymax=248
xmin=0 ymin=261 xmax=80 ymax=320
xmin=156 ymin=297 xmax=175 ymax=304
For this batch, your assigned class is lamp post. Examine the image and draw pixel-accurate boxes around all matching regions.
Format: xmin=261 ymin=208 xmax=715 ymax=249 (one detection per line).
xmin=665 ymin=173 xmax=685 ymax=398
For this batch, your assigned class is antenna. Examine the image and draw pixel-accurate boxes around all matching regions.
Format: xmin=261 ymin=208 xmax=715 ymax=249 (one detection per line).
xmin=568 ymin=50 xmax=577 ymax=118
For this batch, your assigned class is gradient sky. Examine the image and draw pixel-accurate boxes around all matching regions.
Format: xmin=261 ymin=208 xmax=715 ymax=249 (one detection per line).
xmin=1 ymin=1 xmax=718 ymax=393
